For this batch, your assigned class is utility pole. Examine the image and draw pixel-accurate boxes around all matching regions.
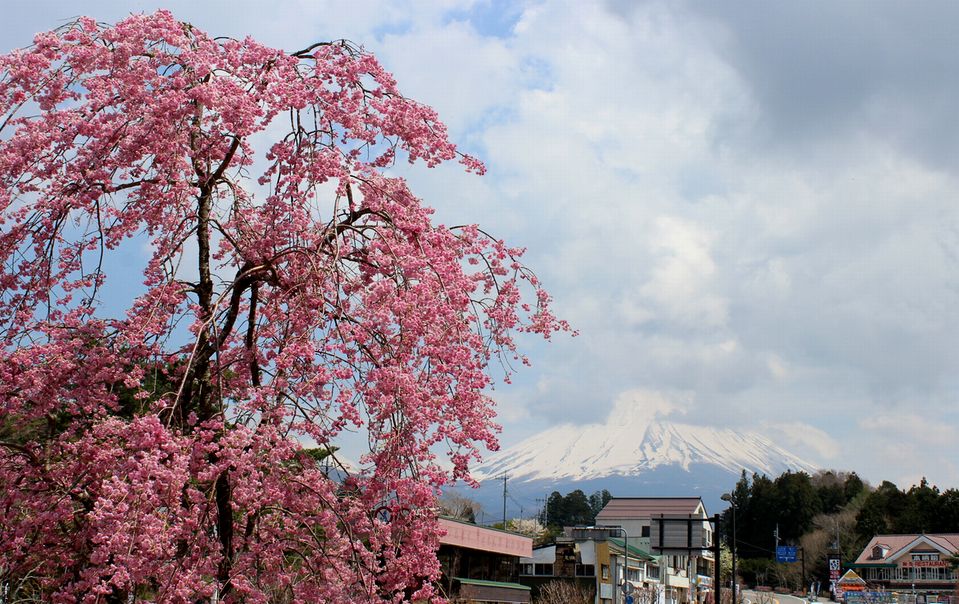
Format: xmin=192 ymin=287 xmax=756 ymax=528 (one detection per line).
xmin=501 ymin=474 xmax=508 ymax=528
xmin=800 ymin=546 xmax=806 ymax=588
xmin=774 ymin=524 xmax=780 ymax=551
xmin=721 ymin=492 xmax=738 ymax=603
xmin=731 ymin=507 xmax=737 ymax=602
xmin=714 ymin=514 xmax=722 ymax=604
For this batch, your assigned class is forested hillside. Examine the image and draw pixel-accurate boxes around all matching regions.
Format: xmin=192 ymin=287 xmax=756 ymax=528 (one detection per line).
xmin=721 ymin=471 xmax=959 ymax=588
xmin=458 ymin=471 xmax=959 ymax=590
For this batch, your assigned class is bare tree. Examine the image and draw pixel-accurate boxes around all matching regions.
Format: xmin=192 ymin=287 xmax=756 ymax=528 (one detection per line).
xmin=438 ymin=493 xmax=482 ymax=523
xmin=534 ymin=580 xmax=595 ymax=604
xmin=635 ymin=583 xmax=664 ymax=604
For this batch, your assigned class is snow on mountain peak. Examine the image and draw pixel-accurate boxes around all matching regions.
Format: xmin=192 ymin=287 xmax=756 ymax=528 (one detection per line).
xmin=473 ymin=390 xmax=816 ymax=483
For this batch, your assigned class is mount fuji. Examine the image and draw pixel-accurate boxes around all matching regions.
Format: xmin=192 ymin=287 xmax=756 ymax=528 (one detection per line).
xmin=464 ymin=390 xmax=819 ymax=516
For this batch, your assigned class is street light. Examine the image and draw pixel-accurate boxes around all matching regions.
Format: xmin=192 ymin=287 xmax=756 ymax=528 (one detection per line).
xmin=721 ymin=494 xmax=738 ymax=604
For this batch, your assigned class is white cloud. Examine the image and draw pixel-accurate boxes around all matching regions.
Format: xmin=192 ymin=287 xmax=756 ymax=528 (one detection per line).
xmin=859 ymin=414 xmax=957 ymax=448
xmin=378 ymin=19 xmax=522 ymax=133
xmin=610 ymin=388 xmax=691 ymax=423
xmin=762 ymin=421 xmax=841 ymax=461
xmin=831 ymin=413 xmax=959 ymax=487
xmin=632 ymin=215 xmax=728 ymax=329
xmin=5 ymin=0 xmax=959 ymax=488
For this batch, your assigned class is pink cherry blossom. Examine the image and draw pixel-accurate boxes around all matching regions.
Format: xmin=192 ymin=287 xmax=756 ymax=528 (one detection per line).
xmin=0 ymin=11 xmax=568 ymax=603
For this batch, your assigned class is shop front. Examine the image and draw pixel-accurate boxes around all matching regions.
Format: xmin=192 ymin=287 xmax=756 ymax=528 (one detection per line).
xmin=850 ymin=534 xmax=959 ymax=602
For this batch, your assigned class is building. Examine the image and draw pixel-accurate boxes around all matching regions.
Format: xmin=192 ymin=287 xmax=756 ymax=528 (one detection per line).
xmin=605 ymin=535 xmax=661 ymax=604
xmin=437 ymin=517 xmax=533 ymax=603
xmin=517 ymin=536 xmax=601 ymax=601
xmin=518 ymin=527 xmax=660 ymax=604
xmin=849 ymin=533 xmax=959 ymax=600
xmin=595 ymin=497 xmax=716 ymax=604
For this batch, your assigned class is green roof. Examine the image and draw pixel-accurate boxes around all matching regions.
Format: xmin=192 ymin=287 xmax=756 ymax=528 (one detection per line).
xmin=454 ymin=578 xmax=531 ymax=591
xmin=609 ymin=537 xmax=655 ymax=561
xmin=847 ymin=563 xmax=897 ymax=568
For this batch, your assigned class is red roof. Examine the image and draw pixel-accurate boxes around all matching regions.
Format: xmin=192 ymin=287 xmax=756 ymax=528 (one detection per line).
xmin=928 ymin=534 xmax=959 ymax=551
xmin=596 ymin=497 xmax=707 ymax=520
xmin=854 ymin=534 xmax=959 ymax=565
xmin=438 ymin=517 xmax=533 ymax=558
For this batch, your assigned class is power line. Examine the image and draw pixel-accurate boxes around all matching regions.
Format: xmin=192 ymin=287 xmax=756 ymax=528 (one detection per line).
xmin=734 ymin=537 xmax=777 ymax=555
xmin=507 ymin=492 xmax=527 ymax=514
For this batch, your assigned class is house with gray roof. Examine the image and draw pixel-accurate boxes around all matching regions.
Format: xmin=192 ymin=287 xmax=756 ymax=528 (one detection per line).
xmin=595 ymin=497 xmax=715 ymax=604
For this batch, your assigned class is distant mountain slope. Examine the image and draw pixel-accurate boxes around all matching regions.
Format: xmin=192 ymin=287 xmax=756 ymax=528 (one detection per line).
xmin=462 ymin=393 xmax=818 ymax=517
xmin=473 ymin=418 xmax=816 ymax=483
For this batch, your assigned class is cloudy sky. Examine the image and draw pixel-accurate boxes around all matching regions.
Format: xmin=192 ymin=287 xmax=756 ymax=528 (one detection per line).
xmin=3 ymin=0 xmax=959 ymax=490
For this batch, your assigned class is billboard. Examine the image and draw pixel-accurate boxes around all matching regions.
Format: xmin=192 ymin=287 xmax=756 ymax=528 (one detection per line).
xmin=844 ymin=592 xmax=897 ymax=604
xmin=828 ymin=553 xmax=842 ymax=595
xmin=649 ymin=516 xmax=709 ymax=555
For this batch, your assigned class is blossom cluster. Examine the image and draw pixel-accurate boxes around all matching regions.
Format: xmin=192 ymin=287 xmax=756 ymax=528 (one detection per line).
xmin=0 ymin=11 xmax=567 ymax=603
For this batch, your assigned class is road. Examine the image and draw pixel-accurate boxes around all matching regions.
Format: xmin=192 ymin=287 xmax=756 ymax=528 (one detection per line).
xmin=743 ymin=590 xmax=812 ymax=604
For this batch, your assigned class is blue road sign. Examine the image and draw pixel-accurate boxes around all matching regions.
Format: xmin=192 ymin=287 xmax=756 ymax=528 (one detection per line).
xmin=776 ymin=545 xmax=798 ymax=563
xmin=626 ymin=596 xmax=634 ymax=604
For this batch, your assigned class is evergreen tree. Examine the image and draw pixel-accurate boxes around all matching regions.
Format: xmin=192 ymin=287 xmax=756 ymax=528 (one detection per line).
xmin=773 ymin=471 xmax=820 ymax=540
xmin=543 ymin=488 xmax=613 ymax=529
xmin=856 ymin=492 xmax=889 ymax=540
xmin=843 ymin=473 xmax=865 ymax=502
xmin=935 ymin=489 xmax=959 ymax=532
xmin=563 ymin=489 xmax=594 ymax=526
xmin=588 ymin=489 xmax=613 ymax=522
xmin=813 ymin=471 xmax=846 ymax=514
xmin=545 ymin=491 xmax=565 ymax=528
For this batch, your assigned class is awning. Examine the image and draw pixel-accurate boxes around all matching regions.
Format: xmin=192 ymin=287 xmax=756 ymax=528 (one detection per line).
xmin=609 ymin=538 xmax=655 ymax=561
xmin=455 ymin=578 xmax=531 ymax=591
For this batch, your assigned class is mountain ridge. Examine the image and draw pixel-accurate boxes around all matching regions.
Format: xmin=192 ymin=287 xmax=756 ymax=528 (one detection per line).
xmin=474 ymin=417 xmax=816 ymax=483
xmin=463 ymin=402 xmax=818 ymax=516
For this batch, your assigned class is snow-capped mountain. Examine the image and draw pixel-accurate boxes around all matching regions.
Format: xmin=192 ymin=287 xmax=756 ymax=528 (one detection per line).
xmin=473 ymin=417 xmax=816 ymax=483
xmin=464 ymin=391 xmax=818 ymax=515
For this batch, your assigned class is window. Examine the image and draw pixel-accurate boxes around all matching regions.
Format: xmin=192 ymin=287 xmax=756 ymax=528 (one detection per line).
xmin=602 ymin=564 xmax=610 ymax=580
xmin=576 ymin=564 xmax=596 ymax=577
xmin=641 ymin=525 xmax=651 ymax=538
xmin=520 ymin=563 xmax=533 ymax=576
xmin=534 ymin=563 xmax=553 ymax=576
